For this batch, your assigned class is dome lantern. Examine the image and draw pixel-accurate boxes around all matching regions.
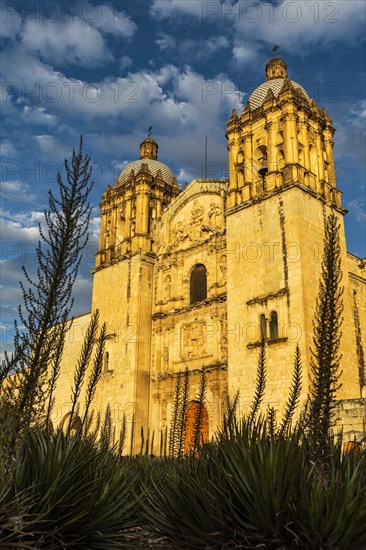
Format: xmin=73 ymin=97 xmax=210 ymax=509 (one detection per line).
xmin=266 ymin=57 xmax=287 ymax=80
xmin=140 ymin=137 xmax=158 ymax=160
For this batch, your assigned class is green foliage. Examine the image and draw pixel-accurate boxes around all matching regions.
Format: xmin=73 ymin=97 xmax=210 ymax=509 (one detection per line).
xmin=117 ymin=412 xmax=127 ymax=456
xmin=176 ymin=368 xmax=189 ymax=458
xmin=223 ymin=390 xmax=239 ymax=433
xmin=129 ymin=413 xmax=135 ymax=458
xmin=144 ymin=418 xmax=366 ymax=549
xmin=45 ymin=321 xmax=67 ymax=428
xmin=82 ymin=321 xmax=107 ymax=431
xmin=279 ymin=342 xmax=302 ymax=436
xmin=169 ymin=372 xmax=182 ymax=458
xmin=191 ymin=369 xmax=207 ymax=456
xmin=169 ymin=368 xmax=190 ymax=458
xmin=100 ymin=404 xmax=113 ymax=450
xmin=309 ymin=212 xmax=344 ymax=457
xmin=248 ymin=339 xmax=266 ymax=431
xmin=67 ymin=310 xmax=99 ymax=438
xmin=0 ymin=138 xmax=93 ymax=457
xmin=1 ymin=429 xmax=141 ymax=548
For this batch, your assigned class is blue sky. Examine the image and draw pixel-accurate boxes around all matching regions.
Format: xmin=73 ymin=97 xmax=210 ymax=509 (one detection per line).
xmin=1 ymin=0 xmax=365 ymax=358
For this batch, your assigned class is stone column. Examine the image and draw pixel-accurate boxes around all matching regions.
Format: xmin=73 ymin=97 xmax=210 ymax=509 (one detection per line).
xmin=283 ymin=112 xmax=298 ymax=164
xmin=265 ymin=121 xmax=276 ymax=190
xmin=228 ymin=139 xmax=237 ymax=191
xmin=110 ymin=206 xmax=117 ymax=248
xmin=125 ymin=195 xmax=132 ymax=239
xmin=316 ymin=128 xmax=325 ymax=183
xmin=99 ymin=209 xmax=106 ymax=250
xmin=324 ymin=128 xmax=336 ymax=187
xmin=140 ymin=189 xmax=150 ymax=235
xmin=265 ymin=121 xmax=276 ymax=172
xmin=243 ymin=133 xmax=253 ymax=185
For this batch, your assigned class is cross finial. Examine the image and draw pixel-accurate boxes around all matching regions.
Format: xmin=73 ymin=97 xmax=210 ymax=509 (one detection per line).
xmin=147 ymin=126 xmax=153 ymax=137
xmin=272 ymin=44 xmax=280 ymax=56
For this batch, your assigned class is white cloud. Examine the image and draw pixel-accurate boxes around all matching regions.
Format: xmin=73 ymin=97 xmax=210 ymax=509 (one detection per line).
xmin=119 ymin=55 xmax=133 ymax=72
xmin=88 ymin=214 xmax=101 ymax=244
xmin=176 ymin=167 xmax=197 ymax=186
xmin=232 ymin=43 xmax=262 ymax=65
xmin=233 ymin=0 xmax=366 ymax=54
xmin=33 ymin=134 xmax=71 ymax=158
xmin=0 ymin=209 xmax=44 ymax=243
xmin=20 ymin=18 xmax=113 ymax=67
xmin=151 ymin=1 xmax=365 ymax=54
xmin=155 ymin=34 xmax=229 ymax=61
xmin=1 ymin=45 xmax=244 ymax=124
xmin=0 ymin=140 xmax=17 ymax=158
xmin=1 ymin=180 xmax=37 ymax=203
xmin=347 ymin=198 xmax=366 ymax=223
xmin=92 ymin=4 xmax=137 ymax=37
xmin=155 ymin=34 xmax=177 ymax=51
xmin=333 ymin=100 xmax=366 ymax=163
xmin=205 ymin=35 xmax=229 ymax=53
xmin=150 ymin=0 xmax=205 ymax=19
xmin=22 ymin=106 xmax=58 ymax=126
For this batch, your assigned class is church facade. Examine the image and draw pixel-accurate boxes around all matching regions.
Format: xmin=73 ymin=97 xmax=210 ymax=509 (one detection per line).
xmin=53 ymin=57 xmax=366 ymax=448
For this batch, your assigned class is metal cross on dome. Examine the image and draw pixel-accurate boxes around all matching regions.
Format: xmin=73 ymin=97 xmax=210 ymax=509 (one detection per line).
xmin=147 ymin=126 xmax=153 ymax=137
xmin=272 ymin=44 xmax=280 ymax=56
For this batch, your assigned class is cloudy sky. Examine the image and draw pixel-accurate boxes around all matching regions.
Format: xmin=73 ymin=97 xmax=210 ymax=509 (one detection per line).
xmin=1 ymin=0 xmax=365 ymax=357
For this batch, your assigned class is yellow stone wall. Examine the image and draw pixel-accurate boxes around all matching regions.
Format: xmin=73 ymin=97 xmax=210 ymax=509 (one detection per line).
xmin=51 ymin=312 xmax=91 ymax=428
xmin=226 ymin=185 xmax=362 ymax=420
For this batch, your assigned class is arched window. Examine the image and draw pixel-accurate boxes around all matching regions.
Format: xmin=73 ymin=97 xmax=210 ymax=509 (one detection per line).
xmin=190 ymin=264 xmax=207 ymax=304
xmin=269 ymin=311 xmax=278 ymax=340
xmin=260 ymin=314 xmax=267 ymax=342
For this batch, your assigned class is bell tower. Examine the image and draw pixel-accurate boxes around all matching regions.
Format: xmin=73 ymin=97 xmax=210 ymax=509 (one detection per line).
xmin=91 ymin=138 xmax=180 ymax=447
xmin=226 ymin=56 xmax=340 ymax=209
xmin=225 ymin=56 xmax=359 ymax=415
xmin=95 ymin=137 xmax=180 ymax=266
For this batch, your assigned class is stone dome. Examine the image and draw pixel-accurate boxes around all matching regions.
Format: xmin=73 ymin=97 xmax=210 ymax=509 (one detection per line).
xmin=248 ymin=57 xmax=309 ymax=110
xmin=117 ymin=137 xmax=177 ymax=186
xmin=118 ymin=158 xmax=177 ymax=186
xmin=248 ymin=78 xmax=310 ymax=110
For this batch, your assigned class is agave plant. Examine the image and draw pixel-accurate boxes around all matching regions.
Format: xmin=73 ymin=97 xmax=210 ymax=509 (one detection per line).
xmin=143 ymin=418 xmax=366 ymax=549
xmin=6 ymin=428 xmax=142 ymax=548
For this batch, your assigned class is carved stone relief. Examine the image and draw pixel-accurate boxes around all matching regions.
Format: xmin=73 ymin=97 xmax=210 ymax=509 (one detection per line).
xmin=163 ymin=346 xmax=169 ymax=366
xmin=105 ymin=217 xmax=111 ymax=249
xmin=219 ymin=254 xmax=227 ymax=284
xmin=162 ymin=327 xmax=170 ymax=368
xmin=169 ymin=200 xmax=223 ymax=251
xmin=181 ymin=322 xmax=206 ymax=359
xmin=208 ymin=203 xmax=223 ymax=230
xmin=220 ymin=313 xmax=228 ymax=359
xmin=172 ymin=221 xmax=189 ymax=247
xmin=190 ymin=200 xmax=204 ymax=240
xmin=164 ymin=274 xmax=171 ymax=301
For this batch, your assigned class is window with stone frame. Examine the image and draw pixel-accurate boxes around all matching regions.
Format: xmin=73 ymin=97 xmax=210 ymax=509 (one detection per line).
xmin=269 ymin=311 xmax=279 ymax=340
xmin=260 ymin=314 xmax=267 ymax=342
xmin=104 ymin=351 xmax=112 ymax=373
xmin=190 ymin=264 xmax=207 ymax=304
